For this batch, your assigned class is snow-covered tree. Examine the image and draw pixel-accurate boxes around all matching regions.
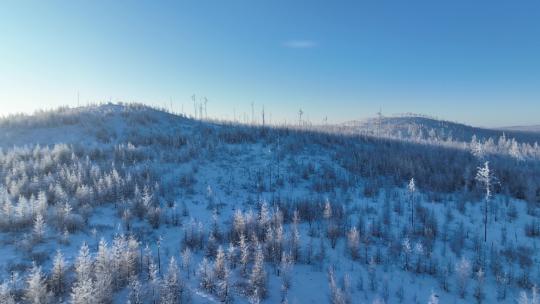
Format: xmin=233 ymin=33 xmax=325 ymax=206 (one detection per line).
xmin=127 ymin=276 xmax=143 ymax=304
xmin=94 ymin=239 xmax=113 ymax=303
xmin=181 ymin=248 xmax=192 ymax=279
xmin=402 ymin=237 xmax=412 ymax=270
xmin=249 ymin=244 xmax=267 ymax=299
xmin=258 ymin=201 xmax=270 ymax=239
xmin=0 ymin=282 xmax=16 ymax=304
xmin=50 ymin=250 xmax=67 ymax=296
xmin=233 ymin=210 xmax=246 ymax=242
xmin=198 ymin=257 xmax=214 ymax=293
xmin=323 ymin=199 xmax=332 ymax=221
xmin=455 ymin=257 xmax=471 ymax=298
xmin=148 ymin=256 xmax=161 ymax=304
xmin=473 ymin=268 xmax=485 ymax=303
xmin=161 ymin=256 xmax=182 ymax=304
xmin=327 ymin=267 xmax=349 ymax=304
xmin=347 ymin=226 xmax=360 ymax=260
xmin=32 ymin=213 xmax=46 ymax=242
xmin=239 ymin=233 xmax=250 ymax=276
xmin=217 ymin=265 xmax=233 ymax=303
xmin=476 ymin=161 xmax=495 ymax=242
xmin=71 ymin=243 xmax=95 ymax=304
xmin=290 ymin=210 xmax=301 ymax=261
xmin=279 ymin=252 xmax=293 ymax=293
xmin=24 ymin=263 xmax=51 ymax=304
xmin=214 ymin=246 xmax=227 ymax=281
xmin=408 ymin=177 xmax=416 ymax=230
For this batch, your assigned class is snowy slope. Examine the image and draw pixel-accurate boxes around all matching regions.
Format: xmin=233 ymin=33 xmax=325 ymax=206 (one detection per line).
xmin=0 ymin=103 xmax=539 ymax=304
xmin=339 ymin=115 xmax=540 ymax=144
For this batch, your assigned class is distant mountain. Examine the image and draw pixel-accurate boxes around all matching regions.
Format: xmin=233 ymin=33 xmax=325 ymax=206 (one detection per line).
xmin=500 ymin=125 xmax=540 ymax=133
xmin=337 ymin=114 xmax=540 ymax=144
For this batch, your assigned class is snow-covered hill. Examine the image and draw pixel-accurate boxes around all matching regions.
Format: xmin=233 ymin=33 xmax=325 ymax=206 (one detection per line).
xmin=0 ymin=103 xmax=539 ymax=304
xmin=0 ymin=103 xmax=193 ymax=148
xmin=339 ymin=114 xmax=540 ymax=144
xmin=501 ymin=125 xmax=540 ymax=133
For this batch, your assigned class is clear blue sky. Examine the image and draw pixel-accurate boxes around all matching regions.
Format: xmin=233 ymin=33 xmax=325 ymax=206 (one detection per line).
xmin=1 ymin=0 xmax=539 ymax=126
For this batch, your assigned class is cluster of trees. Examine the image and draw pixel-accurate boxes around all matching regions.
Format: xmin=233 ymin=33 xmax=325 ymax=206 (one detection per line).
xmin=333 ymin=115 xmax=540 ymax=161
xmin=0 ymin=234 xmax=190 ymax=304
xmin=183 ymin=203 xmax=299 ymax=303
xmin=0 ymin=143 xmax=170 ymax=245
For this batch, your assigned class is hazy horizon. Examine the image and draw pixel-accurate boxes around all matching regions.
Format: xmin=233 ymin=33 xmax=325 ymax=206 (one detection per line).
xmin=2 ymin=101 xmax=538 ymax=130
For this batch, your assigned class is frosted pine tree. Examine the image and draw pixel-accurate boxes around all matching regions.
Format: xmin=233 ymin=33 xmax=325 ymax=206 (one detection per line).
xmin=51 ymin=250 xmax=67 ymax=296
xmin=476 ymin=161 xmax=495 ymax=242
xmin=148 ymin=256 xmax=161 ymax=304
xmin=206 ymin=234 xmax=218 ymax=258
xmin=24 ymin=263 xmax=51 ymax=304
xmin=264 ymin=226 xmax=275 ymax=263
xmin=161 ymin=256 xmax=182 ymax=304
xmin=218 ymin=266 xmax=233 ymax=303
xmin=181 ymin=247 xmax=192 ymax=279
xmin=198 ymin=257 xmax=214 ymax=293
xmin=214 ymin=246 xmax=227 ymax=281
xmin=258 ymin=201 xmax=270 ymax=239
xmin=125 ymin=235 xmax=140 ymax=280
xmin=61 ymin=228 xmax=70 ymax=245
xmin=323 ymin=199 xmax=332 ymax=220
xmin=408 ymin=177 xmax=416 ymax=230
xmin=0 ymin=281 xmax=16 ymax=304
xmin=455 ymin=257 xmax=471 ymax=298
xmin=233 ymin=210 xmax=246 ymax=242
xmin=127 ymin=276 xmax=143 ymax=304
xmin=249 ymin=244 xmax=267 ymax=299
xmin=402 ymin=237 xmax=412 ymax=270
xmin=473 ymin=268 xmax=485 ymax=303
xmin=94 ymin=239 xmax=113 ymax=303
xmin=279 ymin=252 xmax=293 ymax=293
xmin=274 ymin=221 xmax=284 ymax=263
xmin=290 ymin=210 xmax=301 ymax=262
xmin=110 ymin=235 xmax=124 ymax=289
xmin=347 ymin=226 xmax=360 ymax=260
xmin=35 ymin=191 xmax=47 ymax=218
xmin=32 ymin=213 xmax=46 ymax=242
xmin=327 ymin=267 xmax=347 ymax=304
xmin=239 ymin=232 xmax=250 ymax=276
xmin=227 ymin=242 xmax=237 ymax=269
xmin=71 ymin=243 xmax=95 ymax=304
xmin=324 ymin=200 xmax=338 ymax=248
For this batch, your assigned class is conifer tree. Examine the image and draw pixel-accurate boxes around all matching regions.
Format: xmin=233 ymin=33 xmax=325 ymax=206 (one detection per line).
xmin=51 ymin=250 xmax=67 ymax=296
xmin=476 ymin=161 xmax=495 ymax=242
xmin=25 ymin=263 xmax=51 ymax=304
xmin=94 ymin=239 xmax=113 ymax=303
xmin=249 ymin=244 xmax=267 ymax=299
xmin=71 ymin=242 xmax=95 ymax=304
xmin=161 ymin=256 xmax=182 ymax=304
